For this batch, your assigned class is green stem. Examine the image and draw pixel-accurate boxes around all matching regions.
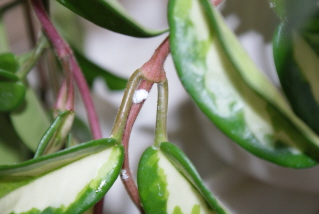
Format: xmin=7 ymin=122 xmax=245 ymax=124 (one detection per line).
xmin=16 ymin=34 xmax=48 ymax=79
xmin=110 ymin=69 xmax=143 ymax=142
xmin=154 ymin=80 xmax=169 ymax=147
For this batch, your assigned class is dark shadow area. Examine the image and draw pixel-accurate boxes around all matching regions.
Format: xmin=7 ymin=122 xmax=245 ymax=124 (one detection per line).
xmin=221 ymin=0 xmax=280 ymax=42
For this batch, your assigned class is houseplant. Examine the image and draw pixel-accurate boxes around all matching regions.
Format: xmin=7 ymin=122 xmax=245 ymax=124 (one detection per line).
xmin=0 ymin=0 xmax=319 ymax=213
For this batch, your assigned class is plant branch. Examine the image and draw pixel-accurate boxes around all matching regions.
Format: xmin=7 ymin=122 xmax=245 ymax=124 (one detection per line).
xmin=119 ymin=37 xmax=170 ymax=213
xmin=23 ymin=0 xmax=50 ymax=102
xmin=30 ymin=1 xmax=103 ymax=212
xmin=141 ymin=37 xmax=169 ymax=82
xmin=16 ymin=33 xmax=48 ymax=79
xmin=110 ymin=70 xmax=143 ymax=140
xmin=30 ymin=0 xmax=102 ymax=140
xmin=121 ymin=79 xmax=153 ymax=214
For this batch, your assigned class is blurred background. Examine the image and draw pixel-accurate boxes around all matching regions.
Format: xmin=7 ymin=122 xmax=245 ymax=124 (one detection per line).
xmin=3 ymin=0 xmax=319 ymax=213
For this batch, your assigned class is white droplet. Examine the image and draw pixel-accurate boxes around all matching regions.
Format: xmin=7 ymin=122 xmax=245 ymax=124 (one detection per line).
xmin=121 ymin=169 xmax=129 ymax=180
xmin=132 ymin=89 xmax=149 ymax=104
xmin=269 ymin=2 xmax=276 ymax=8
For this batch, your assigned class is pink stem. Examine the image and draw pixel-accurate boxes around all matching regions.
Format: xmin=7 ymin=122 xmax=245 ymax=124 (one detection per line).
xmin=141 ymin=37 xmax=169 ymax=83
xmin=30 ymin=0 xmax=103 ymax=213
xmin=121 ymin=80 xmax=153 ymax=214
xmin=120 ymin=37 xmax=170 ymax=213
xmin=30 ymin=0 xmax=102 ymax=140
xmin=212 ymin=0 xmax=223 ymax=6
xmin=70 ymin=56 xmax=102 ymax=139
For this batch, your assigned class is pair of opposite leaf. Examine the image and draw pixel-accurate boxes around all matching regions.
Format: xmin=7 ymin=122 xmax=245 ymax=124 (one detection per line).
xmin=4 ymin=0 xmax=319 ymax=213
xmin=0 ymin=71 xmax=228 ymax=213
xmin=0 ymin=127 xmax=228 ymax=213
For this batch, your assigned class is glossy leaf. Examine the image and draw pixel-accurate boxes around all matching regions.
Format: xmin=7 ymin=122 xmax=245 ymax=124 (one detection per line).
xmin=0 ymin=70 xmax=19 ymax=81
xmin=0 ymin=53 xmax=24 ymax=112
xmin=55 ymin=0 xmax=166 ymax=38
xmin=0 ymin=53 xmax=19 ymax=73
xmin=169 ymin=0 xmax=319 ymax=167
xmin=10 ymin=87 xmax=51 ymax=152
xmin=273 ymin=23 xmax=319 ymax=135
xmin=138 ymin=142 xmax=229 ymax=214
xmin=0 ymin=138 xmax=124 ymax=214
xmin=74 ymin=48 xmax=127 ymax=90
xmin=0 ymin=81 xmax=25 ymax=112
xmin=0 ymin=113 xmax=31 ymax=165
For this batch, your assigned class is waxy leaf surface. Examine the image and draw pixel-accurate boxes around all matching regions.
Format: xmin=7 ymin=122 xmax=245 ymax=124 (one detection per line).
xmin=273 ymin=23 xmax=319 ymax=135
xmin=56 ymin=0 xmax=166 ymax=37
xmin=0 ymin=82 xmax=25 ymax=112
xmin=138 ymin=142 xmax=229 ymax=214
xmin=0 ymin=53 xmax=25 ymax=112
xmin=0 ymin=138 xmax=123 ymax=214
xmin=169 ymin=0 xmax=319 ymax=167
xmin=0 ymin=53 xmax=19 ymax=73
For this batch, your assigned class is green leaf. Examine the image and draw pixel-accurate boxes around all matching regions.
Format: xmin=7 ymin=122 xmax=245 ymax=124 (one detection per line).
xmin=169 ymin=0 xmax=319 ymax=168
xmin=55 ymin=0 xmax=166 ymax=38
xmin=34 ymin=111 xmax=75 ymax=158
xmin=273 ymin=23 xmax=319 ymax=136
xmin=0 ymin=70 xmax=19 ymax=81
xmin=0 ymin=81 xmax=25 ymax=112
xmin=138 ymin=142 xmax=229 ymax=214
xmin=10 ymin=87 xmax=51 ymax=152
xmin=0 ymin=53 xmax=19 ymax=73
xmin=0 ymin=113 xmax=31 ymax=165
xmin=73 ymin=48 xmax=127 ymax=90
xmin=0 ymin=138 xmax=124 ymax=214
